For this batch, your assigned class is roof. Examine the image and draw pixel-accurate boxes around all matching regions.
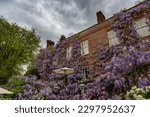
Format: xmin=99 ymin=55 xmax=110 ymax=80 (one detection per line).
xmin=66 ymin=0 xmax=148 ymax=40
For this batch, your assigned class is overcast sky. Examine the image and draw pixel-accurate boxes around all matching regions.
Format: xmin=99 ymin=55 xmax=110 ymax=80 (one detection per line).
xmin=0 ymin=0 xmax=142 ymax=47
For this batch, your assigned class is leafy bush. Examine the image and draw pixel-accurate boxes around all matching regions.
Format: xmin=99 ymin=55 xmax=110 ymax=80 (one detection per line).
xmin=1 ymin=77 xmax=25 ymax=99
xmin=127 ymin=86 xmax=150 ymax=99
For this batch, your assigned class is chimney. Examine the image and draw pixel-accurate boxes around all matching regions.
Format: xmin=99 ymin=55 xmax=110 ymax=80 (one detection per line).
xmin=46 ymin=40 xmax=55 ymax=51
xmin=96 ymin=11 xmax=105 ymax=24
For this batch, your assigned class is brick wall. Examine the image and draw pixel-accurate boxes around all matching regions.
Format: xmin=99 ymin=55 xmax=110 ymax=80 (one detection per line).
xmin=46 ymin=1 xmax=150 ymax=81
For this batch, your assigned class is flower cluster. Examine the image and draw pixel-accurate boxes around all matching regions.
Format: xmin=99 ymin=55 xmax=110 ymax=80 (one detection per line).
xmin=127 ymin=85 xmax=150 ymax=100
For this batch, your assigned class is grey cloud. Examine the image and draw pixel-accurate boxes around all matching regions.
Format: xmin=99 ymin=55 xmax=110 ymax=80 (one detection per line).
xmin=0 ymin=0 xmax=141 ymax=47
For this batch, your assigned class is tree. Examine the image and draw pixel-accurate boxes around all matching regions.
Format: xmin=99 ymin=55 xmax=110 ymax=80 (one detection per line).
xmin=0 ymin=17 xmax=40 ymax=84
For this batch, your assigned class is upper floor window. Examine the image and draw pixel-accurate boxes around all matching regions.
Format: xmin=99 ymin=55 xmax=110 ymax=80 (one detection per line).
xmin=66 ymin=46 xmax=72 ymax=59
xmin=107 ymin=30 xmax=119 ymax=46
xmin=134 ymin=18 xmax=150 ymax=37
xmin=81 ymin=40 xmax=89 ymax=55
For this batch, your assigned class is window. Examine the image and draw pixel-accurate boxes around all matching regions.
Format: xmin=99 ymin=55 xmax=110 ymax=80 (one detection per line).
xmin=82 ymin=67 xmax=90 ymax=81
xmin=81 ymin=40 xmax=89 ymax=55
xmin=57 ymin=58 xmax=62 ymax=65
xmin=107 ymin=30 xmax=119 ymax=46
xmin=66 ymin=46 xmax=72 ymax=59
xmin=134 ymin=18 xmax=150 ymax=37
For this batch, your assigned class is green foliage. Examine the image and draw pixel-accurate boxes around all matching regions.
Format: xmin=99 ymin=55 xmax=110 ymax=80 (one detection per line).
xmin=0 ymin=76 xmax=25 ymax=99
xmin=0 ymin=17 xmax=40 ymax=84
xmin=127 ymin=65 xmax=150 ymax=77
xmin=25 ymin=61 xmax=38 ymax=76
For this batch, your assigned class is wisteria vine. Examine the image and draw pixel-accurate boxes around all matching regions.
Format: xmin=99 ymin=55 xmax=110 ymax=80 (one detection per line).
xmin=16 ymin=1 xmax=150 ymax=100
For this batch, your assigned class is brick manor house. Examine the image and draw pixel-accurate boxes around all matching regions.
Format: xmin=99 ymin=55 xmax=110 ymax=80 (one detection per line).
xmin=46 ymin=1 xmax=150 ymax=82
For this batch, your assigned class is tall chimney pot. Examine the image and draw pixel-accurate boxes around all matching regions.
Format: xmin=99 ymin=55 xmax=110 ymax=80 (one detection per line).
xmin=96 ymin=11 xmax=105 ymax=24
xmin=47 ymin=40 xmax=55 ymax=51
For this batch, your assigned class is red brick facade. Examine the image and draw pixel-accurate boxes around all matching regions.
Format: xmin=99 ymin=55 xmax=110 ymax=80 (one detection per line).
xmin=47 ymin=1 xmax=150 ymax=81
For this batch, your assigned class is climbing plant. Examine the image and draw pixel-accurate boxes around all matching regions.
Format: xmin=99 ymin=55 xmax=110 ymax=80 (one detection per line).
xmin=16 ymin=1 xmax=150 ymax=100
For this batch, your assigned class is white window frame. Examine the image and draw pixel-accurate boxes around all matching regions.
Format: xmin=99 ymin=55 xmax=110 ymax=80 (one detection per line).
xmin=66 ymin=46 xmax=72 ymax=59
xmin=134 ymin=18 xmax=150 ymax=38
xmin=81 ymin=40 xmax=89 ymax=56
xmin=82 ymin=67 xmax=89 ymax=81
xmin=107 ymin=30 xmax=119 ymax=46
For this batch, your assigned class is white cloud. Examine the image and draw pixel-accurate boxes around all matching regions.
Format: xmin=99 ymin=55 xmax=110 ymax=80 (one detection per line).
xmin=0 ymin=0 xmax=141 ymax=47
xmin=104 ymin=0 xmax=142 ymax=17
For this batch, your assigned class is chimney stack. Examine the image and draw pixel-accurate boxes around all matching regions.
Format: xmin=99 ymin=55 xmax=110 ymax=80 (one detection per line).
xmin=96 ymin=11 xmax=105 ymax=24
xmin=46 ymin=40 xmax=55 ymax=51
